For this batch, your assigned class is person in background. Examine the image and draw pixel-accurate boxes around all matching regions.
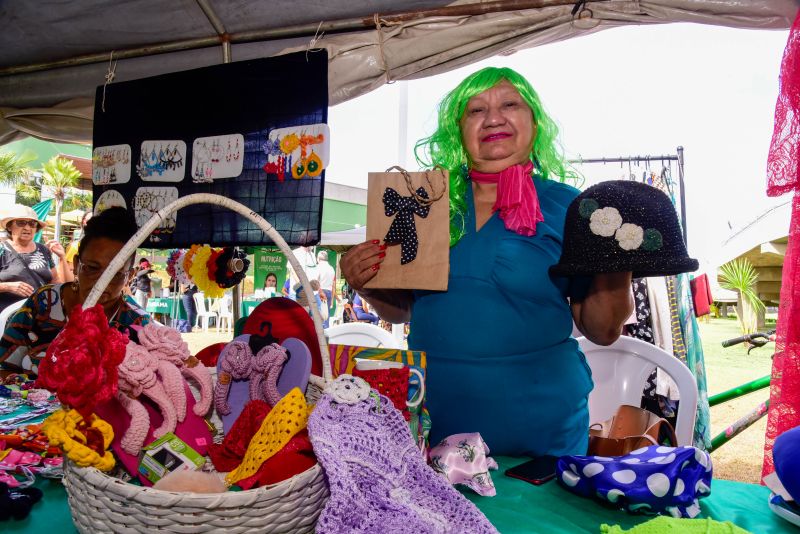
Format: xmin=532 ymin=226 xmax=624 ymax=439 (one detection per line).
xmin=64 ymin=210 xmax=93 ymax=271
xmin=286 ymin=246 xmax=318 ymax=299
xmin=0 ymin=207 xmax=149 ymax=372
xmin=352 ymin=292 xmax=379 ymax=325
xmin=263 ymin=272 xmax=278 ymax=297
xmin=132 ymin=257 xmax=154 ymax=309
xmin=0 ymin=204 xmax=73 ymax=313
xmin=281 ymin=278 xmax=291 ymax=297
xmin=316 ymin=250 xmax=336 ymax=328
xmin=181 ymin=282 xmax=198 ymax=333
xmin=294 ymin=279 xmax=328 ymax=324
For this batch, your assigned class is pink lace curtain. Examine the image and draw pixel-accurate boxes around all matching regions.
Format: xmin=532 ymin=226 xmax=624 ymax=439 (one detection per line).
xmin=763 ymin=8 xmax=800 ymax=479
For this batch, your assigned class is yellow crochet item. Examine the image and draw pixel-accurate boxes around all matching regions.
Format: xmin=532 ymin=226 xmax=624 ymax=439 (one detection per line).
xmin=42 ymin=409 xmax=116 ymax=471
xmin=189 ymin=245 xmax=225 ymax=298
xmin=225 ymin=388 xmax=310 ymax=486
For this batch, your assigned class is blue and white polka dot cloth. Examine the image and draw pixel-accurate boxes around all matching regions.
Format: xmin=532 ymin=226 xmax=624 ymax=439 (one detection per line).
xmin=556 ymin=445 xmax=713 ymax=518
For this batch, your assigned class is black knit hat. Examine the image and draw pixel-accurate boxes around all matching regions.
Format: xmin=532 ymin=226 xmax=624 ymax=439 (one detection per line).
xmin=549 ymin=180 xmax=698 ymax=278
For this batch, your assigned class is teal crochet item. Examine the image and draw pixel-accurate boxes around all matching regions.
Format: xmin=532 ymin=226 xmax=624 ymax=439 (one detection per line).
xmin=600 ymin=516 xmax=751 ymax=534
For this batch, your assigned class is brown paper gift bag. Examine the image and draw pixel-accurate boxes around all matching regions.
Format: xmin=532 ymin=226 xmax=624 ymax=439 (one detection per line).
xmin=364 ymin=167 xmax=449 ymax=291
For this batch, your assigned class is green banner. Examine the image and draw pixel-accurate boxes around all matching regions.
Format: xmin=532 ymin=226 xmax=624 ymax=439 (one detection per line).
xmin=254 ymin=247 xmax=289 ymax=294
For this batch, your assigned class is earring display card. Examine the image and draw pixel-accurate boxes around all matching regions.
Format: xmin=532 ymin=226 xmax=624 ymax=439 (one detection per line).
xmin=264 ymin=124 xmax=330 ymax=181
xmin=133 ymin=187 xmax=179 ymax=240
xmin=92 ymin=51 xmax=328 ymax=247
xmin=192 ymin=133 xmax=244 ymax=183
xmin=365 ymin=169 xmax=450 ymax=291
xmin=137 ymin=140 xmax=187 ymax=182
xmin=93 ymin=144 xmax=131 ymax=185
xmin=94 ymin=190 xmax=127 ymax=214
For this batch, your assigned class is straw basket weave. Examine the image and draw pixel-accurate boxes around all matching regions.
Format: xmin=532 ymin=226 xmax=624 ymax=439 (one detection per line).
xmin=64 ymin=194 xmax=332 ymax=533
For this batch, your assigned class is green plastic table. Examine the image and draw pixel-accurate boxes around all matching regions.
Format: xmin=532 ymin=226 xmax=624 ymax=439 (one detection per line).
xmin=7 ymin=456 xmax=795 ymax=533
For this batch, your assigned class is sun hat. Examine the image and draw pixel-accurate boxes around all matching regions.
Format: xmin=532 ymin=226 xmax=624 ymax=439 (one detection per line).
xmin=0 ymin=205 xmax=47 ymax=231
xmin=549 ymin=180 xmax=698 ymax=278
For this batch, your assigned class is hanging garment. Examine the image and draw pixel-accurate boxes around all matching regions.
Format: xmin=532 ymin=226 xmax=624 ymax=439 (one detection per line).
xmin=665 ymin=276 xmax=688 ymax=365
xmin=676 ymin=273 xmax=712 ymax=449
xmin=626 ymin=278 xmax=655 ymax=345
xmin=690 ymin=274 xmax=713 ymax=317
xmin=647 ymin=277 xmax=674 ymax=356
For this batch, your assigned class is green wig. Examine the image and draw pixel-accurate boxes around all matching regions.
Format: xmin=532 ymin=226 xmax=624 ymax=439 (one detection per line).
xmin=414 ymin=67 xmax=579 ymax=246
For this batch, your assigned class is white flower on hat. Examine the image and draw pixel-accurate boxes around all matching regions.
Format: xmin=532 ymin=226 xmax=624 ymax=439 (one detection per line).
xmin=589 ymin=207 xmax=623 ymax=237
xmin=615 ymin=223 xmax=644 ymax=251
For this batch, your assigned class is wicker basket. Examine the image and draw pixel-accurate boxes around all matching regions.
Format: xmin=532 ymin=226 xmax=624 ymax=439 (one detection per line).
xmin=65 ymin=194 xmax=332 ymax=533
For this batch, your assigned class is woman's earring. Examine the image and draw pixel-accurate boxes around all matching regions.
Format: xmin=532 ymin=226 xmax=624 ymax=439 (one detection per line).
xmin=71 ymin=280 xmax=79 ymax=292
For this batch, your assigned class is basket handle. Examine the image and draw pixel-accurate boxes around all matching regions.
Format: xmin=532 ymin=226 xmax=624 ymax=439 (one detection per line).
xmin=85 ymin=193 xmax=332 ymax=384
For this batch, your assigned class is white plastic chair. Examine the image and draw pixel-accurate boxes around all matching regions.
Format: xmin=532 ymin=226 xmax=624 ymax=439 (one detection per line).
xmin=578 ymin=335 xmax=698 ymax=447
xmin=193 ymin=292 xmax=217 ymax=332
xmin=324 ymin=323 xmax=400 ymax=349
xmin=217 ymin=294 xmax=234 ymax=333
xmin=0 ymin=299 xmax=27 ymax=369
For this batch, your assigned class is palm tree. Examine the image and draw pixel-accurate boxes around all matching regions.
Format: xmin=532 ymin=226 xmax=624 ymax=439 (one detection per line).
xmin=719 ymin=258 xmax=766 ymax=334
xmin=22 ymin=156 xmax=83 ymax=241
xmin=0 ymin=149 xmax=35 ymax=186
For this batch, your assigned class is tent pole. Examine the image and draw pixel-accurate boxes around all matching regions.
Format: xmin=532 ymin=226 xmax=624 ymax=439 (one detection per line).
xmin=194 ymin=0 xmax=232 ymax=64
xmin=677 ymin=145 xmax=687 ymax=247
xmin=0 ymin=0 xmax=590 ymax=76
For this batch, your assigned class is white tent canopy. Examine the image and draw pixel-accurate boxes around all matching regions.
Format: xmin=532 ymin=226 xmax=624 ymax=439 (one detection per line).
xmin=1 ymin=0 xmax=797 ymax=145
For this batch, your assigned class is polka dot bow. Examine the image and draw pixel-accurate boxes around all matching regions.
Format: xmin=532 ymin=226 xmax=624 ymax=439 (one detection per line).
xmin=383 ymin=186 xmax=431 ymax=265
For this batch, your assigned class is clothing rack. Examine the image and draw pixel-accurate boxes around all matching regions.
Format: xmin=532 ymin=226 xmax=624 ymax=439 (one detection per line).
xmin=568 ymin=147 xmax=687 ymax=247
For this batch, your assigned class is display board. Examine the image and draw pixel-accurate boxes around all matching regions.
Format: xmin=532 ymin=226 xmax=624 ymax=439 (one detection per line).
xmin=92 ymin=51 xmax=328 ymax=248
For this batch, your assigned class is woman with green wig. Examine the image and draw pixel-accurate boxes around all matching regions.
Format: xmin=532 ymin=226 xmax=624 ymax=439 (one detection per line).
xmin=340 ymin=67 xmax=633 ymax=456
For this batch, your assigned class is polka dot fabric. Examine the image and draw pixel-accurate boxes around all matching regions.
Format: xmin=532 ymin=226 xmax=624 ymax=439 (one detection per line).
xmin=556 ymin=445 xmax=712 ymax=518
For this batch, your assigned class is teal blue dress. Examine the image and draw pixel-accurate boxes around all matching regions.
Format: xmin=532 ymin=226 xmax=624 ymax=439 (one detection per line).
xmin=409 ymin=177 xmax=593 ymax=457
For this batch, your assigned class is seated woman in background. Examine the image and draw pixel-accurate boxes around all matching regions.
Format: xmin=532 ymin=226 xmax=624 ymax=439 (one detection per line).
xmin=352 ymin=293 xmax=379 ymax=325
xmin=0 ymin=207 xmax=150 ymax=373
xmin=263 ymin=272 xmax=278 ymax=297
xmin=0 ymin=204 xmax=73 ymax=313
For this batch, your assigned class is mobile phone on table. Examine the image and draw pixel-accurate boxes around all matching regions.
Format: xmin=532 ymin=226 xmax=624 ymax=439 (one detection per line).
xmin=504 ymin=455 xmax=558 ymax=485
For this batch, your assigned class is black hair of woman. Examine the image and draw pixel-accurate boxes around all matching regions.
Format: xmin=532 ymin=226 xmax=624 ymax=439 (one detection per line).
xmin=78 ymin=208 xmax=139 ymax=268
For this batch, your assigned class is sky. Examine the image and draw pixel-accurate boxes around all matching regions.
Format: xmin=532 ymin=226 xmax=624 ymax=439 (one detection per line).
xmin=326 ymin=23 xmax=790 ymax=271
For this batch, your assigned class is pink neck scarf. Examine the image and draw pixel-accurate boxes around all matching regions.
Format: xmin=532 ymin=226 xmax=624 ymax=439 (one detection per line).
xmin=469 ymin=160 xmax=544 ymax=236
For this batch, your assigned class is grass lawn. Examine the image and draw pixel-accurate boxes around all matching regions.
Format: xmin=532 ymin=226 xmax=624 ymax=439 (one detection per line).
xmin=699 ymin=317 xmax=774 ymax=484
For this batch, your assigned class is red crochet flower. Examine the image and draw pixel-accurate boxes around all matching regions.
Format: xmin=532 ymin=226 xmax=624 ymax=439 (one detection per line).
xmin=206 ymin=248 xmax=224 ymax=288
xmin=36 ymin=304 xmax=128 ymax=419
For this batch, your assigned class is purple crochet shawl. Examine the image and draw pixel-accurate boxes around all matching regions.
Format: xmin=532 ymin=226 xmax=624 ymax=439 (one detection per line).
xmin=308 ymin=386 xmax=498 ymax=534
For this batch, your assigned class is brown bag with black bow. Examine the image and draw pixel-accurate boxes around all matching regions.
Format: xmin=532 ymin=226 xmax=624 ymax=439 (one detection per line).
xmin=364 ymin=167 xmax=449 ymax=291
xmin=588 ymin=404 xmax=679 ymax=457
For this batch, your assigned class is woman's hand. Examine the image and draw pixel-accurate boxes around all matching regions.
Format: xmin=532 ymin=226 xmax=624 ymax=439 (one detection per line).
xmin=0 ymin=281 xmax=35 ymax=298
xmin=339 ymin=240 xmax=386 ymax=292
xmin=45 ymin=239 xmax=66 ymax=259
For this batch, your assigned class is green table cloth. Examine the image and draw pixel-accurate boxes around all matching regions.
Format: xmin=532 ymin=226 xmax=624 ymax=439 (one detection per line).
xmin=7 ymin=456 xmax=795 ymax=533
xmin=145 ymin=297 xmax=187 ymax=321
xmin=241 ymin=298 xmax=266 ymax=318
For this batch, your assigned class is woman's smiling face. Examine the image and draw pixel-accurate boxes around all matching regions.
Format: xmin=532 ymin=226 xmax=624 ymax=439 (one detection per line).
xmin=459 ymin=80 xmax=535 ymax=173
